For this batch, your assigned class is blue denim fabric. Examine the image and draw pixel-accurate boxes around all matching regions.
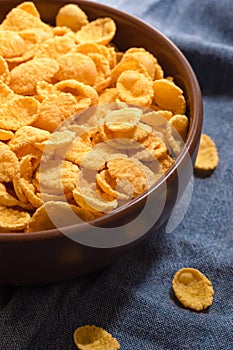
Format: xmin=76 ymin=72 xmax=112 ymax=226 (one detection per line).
xmin=0 ymin=1 xmax=233 ymax=349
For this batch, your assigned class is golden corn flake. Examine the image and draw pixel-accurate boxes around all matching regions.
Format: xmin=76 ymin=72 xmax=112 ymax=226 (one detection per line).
xmin=153 ymin=79 xmax=186 ymax=115
xmin=19 ymin=155 xmax=34 ymax=180
xmin=0 ymin=55 xmax=10 ymax=84
xmin=159 ymin=154 xmax=175 ymax=173
xmin=0 ymin=30 xmax=26 ymax=59
xmin=12 ymin=154 xmax=35 ymax=204
xmin=73 ymin=185 xmax=116 ymax=214
xmin=172 ymin=267 xmax=214 ymax=311
xmin=53 ymin=25 xmax=74 ymax=37
xmin=107 ymin=157 xmax=149 ymax=197
xmin=65 ymin=137 xmax=92 ymax=166
xmin=73 ymin=325 xmax=120 ymax=350
xmin=194 ymin=134 xmax=219 ymax=175
xmin=56 ymin=53 xmax=97 ymax=86
xmin=0 ymin=187 xmax=19 ymax=207
xmin=140 ymin=134 xmax=168 ymax=159
xmin=99 ymin=88 xmax=119 ymax=104
xmin=8 ymin=125 xmax=50 ymax=158
xmin=19 ymin=178 xmax=43 ymax=208
xmin=5 ymin=30 xmax=40 ymax=65
xmin=17 ymin=2 xmax=41 ymax=18
xmin=0 ymin=81 xmax=14 ymax=105
xmin=76 ymin=17 xmax=116 ymax=46
xmin=0 ymin=129 xmax=14 ymax=141
xmin=38 ymin=192 xmax=72 ymax=203
xmin=132 ymin=122 xmax=152 ymax=141
xmin=41 ymin=129 xmax=76 ymax=154
xmin=27 ymin=201 xmax=95 ymax=232
xmin=0 ymin=96 xmax=39 ymax=131
xmin=36 ymin=160 xmax=79 ymax=194
xmin=0 ymin=186 xmax=33 ymax=210
xmin=117 ymin=70 xmax=154 ymax=107
xmin=55 ymin=80 xmax=99 ymax=106
xmin=0 ymin=205 xmax=30 ymax=231
xmin=88 ymin=53 xmax=111 ymax=92
xmin=0 ymin=7 xmax=52 ymax=40
xmin=124 ymin=48 xmax=164 ymax=80
xmin=32 ymin=92 xmax=80 ymax=133
xmin=75 ymin=42 xmax=112 ymax=66
xmin=105 ymin=107 xmax=142 ymax=132
xmin=34 ymin=35 xmax=76 ymax=59
xmin=56 ymin=4 xmax=89 ymax=32
xmin=169 ymin=114 xmax=189 ymax=141
xmin=96 ymin=169 xmax=118 ymax=199
xmin=73 ymin=169 xmax=117 ymax=213
xmin=81 ymin=142 xmax=126 ymax=170
xmin=10 ymin=58 xmax=59 ymax=95
xmin=0 ymin=142 xmax=19 ymax=182
xmin=156 ymin=110 xmax=173 ymax=121
xmin=36 ymin=81 xmax=58 ymax=101
xmin=111 ymin=55 xmax=149 ymax=85
xmin=26 ymin=202 xmax=57 ymax=232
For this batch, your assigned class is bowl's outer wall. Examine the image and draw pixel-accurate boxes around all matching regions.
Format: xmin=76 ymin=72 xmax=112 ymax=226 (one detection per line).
xmin=0 ymin=0 xmax=203 ymax=285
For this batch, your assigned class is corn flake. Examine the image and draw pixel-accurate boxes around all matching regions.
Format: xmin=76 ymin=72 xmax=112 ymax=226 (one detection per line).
xmin=0 ymin=142 xmax=19 ymax=182
xmin=10 ymin=58 xmax=59 ymax=95
xmin=33 ymin=92 xmax=80 ymax=132
xmin=76 ymin=17 xmax=116 ymax=46
xmin=81 ymin=142 xmax=126 ymax=170
xmin=105 ymin=107 xmax=142 ymax=132
xmin=172 ymin=267 xmax=214 ymax=311
xmin=73 ymin=325 xmax=120 ymax=350
xmin=0 ymin=7 xmax=52 ymax=40
xmin=65 ymin=138 xmax=92 ymax=166
xmin=73 ymin=169 xmax=117 ymax=213
xmin=0 ymin=81 xmax=14 ymax=105
xmin=36 ymin=160 xmax=79 ymax=194
xmin=124 ymin=48 xmax=164 ymax=80
xmin=0 ymin=205 xmax=30 ymax=231
xmin=6 ymin=30 xmax=40 ymax=65
xmin=0 ymin=30 xmax=26 ymax=59
xmin=27 ymin=201 xmax=95 ymax=232
xmin=117 ymin=70 xmax=154 ymax=107
xmin=88 ymin=53 xmax=111 ymax=92
xmin=56 ymin=53 xmax=97 ymax=86
xmin=17 ymin=2 xmax=40 ymax=18
xmin=0 ymin=96 xmax=39 ymax=131
xmin=107 ymin=157 xmax=149 ymax=198
xmin=0 ymin=188 xmax=19 ymax=207
xmin=194 ymin=134 xmax=219 ymax=176
xmin=19 ymin=178 xmax=43 ymax=208
xmin=8 ymin=125 xmax=50 ymax=158
xmin=99 ymin=88 xmax=119 ymax=104
xmin=169 ymin=114 xmax=189 ymax=141
xmin=0 ymin=55 xmax=10 ymax=84
xmin=0 ymin=129 xmax=14 ymax=141
xmin=111 ymin=55 xmax=149 ymax=86
xmin=55 ymin=80 xmax=99 ymax=106
xmin=34 ymin=35 xmax=76 ymax=59
xmin=153 ymin=79 xmax=186 ymax=115
xmin=36 ymin=81 xmax=58 ymax=101
xmin=56 ymin=4 xmax=89 ymax=32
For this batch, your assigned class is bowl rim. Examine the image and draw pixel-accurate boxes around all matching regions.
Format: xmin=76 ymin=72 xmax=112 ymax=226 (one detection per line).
xmin=0 ymin=0 xmax=203 ymax=242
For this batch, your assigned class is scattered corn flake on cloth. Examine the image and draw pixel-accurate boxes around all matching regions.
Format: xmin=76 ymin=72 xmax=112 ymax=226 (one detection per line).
xmin=0 ymin=0 xmax=233 ymax=349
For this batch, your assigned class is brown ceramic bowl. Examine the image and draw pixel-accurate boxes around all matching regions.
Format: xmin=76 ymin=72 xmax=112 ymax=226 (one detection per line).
xmin=0 ymin=0 xmax=202 ymax=285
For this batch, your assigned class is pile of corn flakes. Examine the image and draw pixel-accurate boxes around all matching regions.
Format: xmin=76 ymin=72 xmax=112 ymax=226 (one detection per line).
xmin=0 ymin=2 xmax=189 ymax=232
